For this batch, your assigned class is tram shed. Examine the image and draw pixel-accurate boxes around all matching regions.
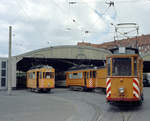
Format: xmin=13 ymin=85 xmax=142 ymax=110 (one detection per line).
xmin=143 ymin=54 xmax=150 ymax=73
xmin=11 ymin=45 xmax=111 ymax=89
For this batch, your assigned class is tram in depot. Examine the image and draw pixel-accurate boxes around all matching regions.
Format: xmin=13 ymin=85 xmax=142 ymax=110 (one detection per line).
xmin=66 ymin=65 xmax=106 ymax=91
xmin=106 ymin=47 xmax=144 ymax=105
xmin=27 ymin=65 xmax=55 ymax=92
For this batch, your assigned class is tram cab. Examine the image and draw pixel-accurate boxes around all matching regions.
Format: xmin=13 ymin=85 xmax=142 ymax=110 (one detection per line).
xmin=106 ymin=47 xmax=143 ymax=104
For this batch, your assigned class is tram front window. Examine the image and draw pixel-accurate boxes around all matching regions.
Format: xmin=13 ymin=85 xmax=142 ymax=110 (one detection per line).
xmin=112 ymin=58 xmax=131 ymax=76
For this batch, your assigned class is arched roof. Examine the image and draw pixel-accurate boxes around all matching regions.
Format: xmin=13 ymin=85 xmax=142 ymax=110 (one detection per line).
xmin=15 ymin=45 xmax=111 ymax=60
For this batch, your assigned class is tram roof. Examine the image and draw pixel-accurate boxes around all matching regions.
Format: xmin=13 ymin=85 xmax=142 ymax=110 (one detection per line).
xmin=29 ymin=65 xmax=53 ymax=70
xmin=106 ymin=54 xmax=142 ymax=59
xmin=109 ymin=47 xmax=139 ymax=55
xmin=66 ymin=65 xmax=105 ymax=72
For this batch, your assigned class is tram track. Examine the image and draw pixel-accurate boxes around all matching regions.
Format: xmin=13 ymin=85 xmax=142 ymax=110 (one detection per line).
xmin=72 ymin=92 xmax=104 ymax=121
xmin=50 ymin=89 xmax=149 ymax=121
xmin=120 ymin=112 xmax=133 ymax=121
xmin=85 ymin=102 xmax=103 ymax=121
xmin=56 ymin=90 xmax=104 ymax=121
xmin=0 ymin=88 xmax=149 ymax=121
xmin=86 ymin=101 xmax=135 ymax=121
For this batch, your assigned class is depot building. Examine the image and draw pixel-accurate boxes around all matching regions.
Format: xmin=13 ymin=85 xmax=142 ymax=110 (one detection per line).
xmin=1 ymin=45 xmax=150 ymax=90
xmin=0 ymin=45 xmax=113 ymax=89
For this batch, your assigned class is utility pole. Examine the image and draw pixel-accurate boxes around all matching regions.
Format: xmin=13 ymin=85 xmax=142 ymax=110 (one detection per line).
xmin=8 ymin=26 xmax=12 ymax=95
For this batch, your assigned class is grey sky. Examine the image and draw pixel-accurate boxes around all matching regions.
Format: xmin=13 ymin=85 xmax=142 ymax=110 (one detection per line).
xmin=0 ymin=0 xmax=150 ymax=56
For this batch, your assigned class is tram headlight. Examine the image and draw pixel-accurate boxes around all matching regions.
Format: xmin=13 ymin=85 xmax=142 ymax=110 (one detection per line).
xmin=119 ymin=87 xmax=124 ymax=94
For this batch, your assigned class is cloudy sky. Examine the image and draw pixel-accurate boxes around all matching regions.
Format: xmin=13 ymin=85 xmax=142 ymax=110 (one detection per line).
xmin=0 ymin=0 xmax=150 ymax=56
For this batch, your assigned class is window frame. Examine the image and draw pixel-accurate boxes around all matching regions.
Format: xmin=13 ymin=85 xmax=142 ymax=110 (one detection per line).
xmin=68 ymin=72 xmax=83 ymax=79
xmin=111 ymin=57 xmax=132 ymax=76
xmin=1 ymin=61 xmax=6 ymax=69
xmin=1 ymin=78 xmax=6 ymax=87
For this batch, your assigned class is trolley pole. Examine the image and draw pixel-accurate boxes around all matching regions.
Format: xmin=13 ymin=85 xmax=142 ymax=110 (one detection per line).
xmin=8 ymin=26 xmax=12 ymax=95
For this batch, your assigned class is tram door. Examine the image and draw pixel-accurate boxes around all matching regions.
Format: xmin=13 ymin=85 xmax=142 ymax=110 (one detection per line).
xmin=36 ymin=72 xmax=39 ymax=88
xmin=83 ymin=72 xmax=87 ymax=86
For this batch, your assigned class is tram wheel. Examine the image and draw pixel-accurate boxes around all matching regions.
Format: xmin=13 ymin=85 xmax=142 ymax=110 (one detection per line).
xmin=86 ymin=88 xmax=94 ymax=92
xmin=47 ymin=89 xmax=51 ymax=93
xmin=141 ymin=93 xmax=144 ymax=101
xmin=69 ymin=86 xmax=73 ymax=91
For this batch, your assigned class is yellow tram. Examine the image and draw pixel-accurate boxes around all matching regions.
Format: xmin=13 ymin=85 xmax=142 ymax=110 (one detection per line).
xmin=66 ymin=66 xmax=106 ymax=91
xmin=106 ymin=47 xmax=143 ymax=104
xmin=27 ymin=65 xmax=55 ymax=92
xmin=95 ymin=67 xmax=107 ymax=90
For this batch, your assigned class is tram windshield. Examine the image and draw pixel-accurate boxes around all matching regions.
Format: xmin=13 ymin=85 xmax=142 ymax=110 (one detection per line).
xmin=112 ymin=58 xmax=131 ymax=76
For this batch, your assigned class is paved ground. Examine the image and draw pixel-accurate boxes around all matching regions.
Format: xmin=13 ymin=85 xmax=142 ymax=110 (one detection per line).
xmin=0 ymin=87 xmax=150 ymax=121
xmin=0 ymin=90 xmax=76 ymax=121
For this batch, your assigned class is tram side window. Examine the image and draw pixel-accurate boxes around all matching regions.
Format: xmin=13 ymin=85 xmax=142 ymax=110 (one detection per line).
xmin=33 ymin=72 xmax=35 ymax=79
xmin=139 ymin=60 xmax=142 ymax=79
xmin=68 ymin=72 xmax=82 ymax=79
xmin=43 ymin=72 xmax=50 ymax=79
xmin=78 ymin=72 xmax=82 ymax=79
xmin=73 ymin=73 xmax=78 ymax=79
xmin=87 ymin=72 xmax=89 ymax=79
xmin=107 ymin=58 xmax=111 ymax=76
xmin=39 ymin=72 xmax=42 ymax=79
xmin=51 ymin=72 xmax=54 ymax=78
xmin=93 ymin=71 xmax=96 ymax=78
xmin=43 ymin=72 xmax=54 ymax=79
xmin=43 ymin=72 xmax=45 ymax=78
xmin=29 ymin=72 xmax=34 ymax=79
xmin=69 ymin=73 xmax=72 ymax=79
xmin=46 ymin=72 xmax=50 ymax=79
xmin=90 ymin=71 xmax=92 ymax=78
xmin=134 ymin=58 xmax=137 ymax=76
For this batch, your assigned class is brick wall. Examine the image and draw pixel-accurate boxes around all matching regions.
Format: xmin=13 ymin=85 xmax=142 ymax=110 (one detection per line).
xmin=77 ymin=34 xmax=150 ymax=56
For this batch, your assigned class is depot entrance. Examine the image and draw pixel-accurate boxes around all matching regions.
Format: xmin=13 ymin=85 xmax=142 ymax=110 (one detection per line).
xmin=16 ymin=57 xmax=105 ymax=89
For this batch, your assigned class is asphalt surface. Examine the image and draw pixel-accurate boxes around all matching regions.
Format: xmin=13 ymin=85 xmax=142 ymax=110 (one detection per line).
xmin=0 ymin=87 xmax=150 ymax=121
xmin=0 ymin=90 xmax=76 ymax=121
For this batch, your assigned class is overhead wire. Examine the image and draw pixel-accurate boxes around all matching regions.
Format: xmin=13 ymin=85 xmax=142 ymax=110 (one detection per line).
xmin=66 ymin=0 xmax=117 ymax=43
xmin=67 ymin=0 xmax=88 ymax=42
xmin=64 ymin=0 xmax=116 ymax=35
xmin=14 ymin=0 xmax=146 ymax=46
xmin=50 ymin=0 xmax=84 ymax=43
xmin=87 ymin=0 xmax=148 ymax=33
xmin=82 ymin=0 xmax=115 ymax=36
xmin=67 ymin=0 xmax=148 ymax=43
